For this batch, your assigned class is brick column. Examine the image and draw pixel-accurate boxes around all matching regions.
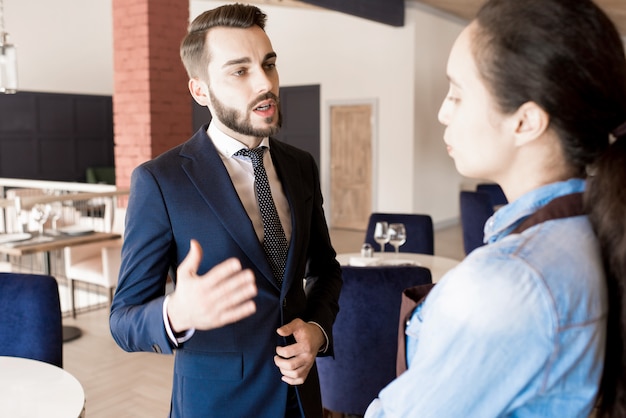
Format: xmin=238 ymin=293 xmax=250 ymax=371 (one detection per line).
xmin=112 ymin=0 xmax=192 ymax=189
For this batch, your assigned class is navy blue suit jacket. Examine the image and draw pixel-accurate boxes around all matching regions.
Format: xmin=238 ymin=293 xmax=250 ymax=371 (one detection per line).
xmin=110 ymin=126 xmax=342 ymax=418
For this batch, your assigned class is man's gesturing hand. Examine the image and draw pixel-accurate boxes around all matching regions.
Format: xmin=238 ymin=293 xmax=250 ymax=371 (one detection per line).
xmin=274 ymin=319 xmax=326 ymax=385
xmin=167 ymin=239 xmax=257 ymax=333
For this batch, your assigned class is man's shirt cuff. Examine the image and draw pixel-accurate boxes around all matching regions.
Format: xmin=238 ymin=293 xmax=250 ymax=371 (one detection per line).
xmin=308 ymin=321 xmax=329 ymax=353
xmin=163 ymin=295 xmax=195 ymax=346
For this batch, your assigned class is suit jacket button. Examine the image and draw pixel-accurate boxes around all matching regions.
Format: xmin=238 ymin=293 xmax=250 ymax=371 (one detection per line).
xmin=283 ymin=298 xmax=287 ymax=308
xmin=152 ymin=344 xmax=162 ymax=354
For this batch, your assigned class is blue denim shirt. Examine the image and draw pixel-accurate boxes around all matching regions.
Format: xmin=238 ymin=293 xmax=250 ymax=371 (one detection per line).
xmin=365 ymin=179 xmax=607 ymax=417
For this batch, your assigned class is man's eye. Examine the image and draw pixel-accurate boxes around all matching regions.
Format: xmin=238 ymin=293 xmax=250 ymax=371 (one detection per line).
xmin=233 ymin=69 xmax=246 ymax=76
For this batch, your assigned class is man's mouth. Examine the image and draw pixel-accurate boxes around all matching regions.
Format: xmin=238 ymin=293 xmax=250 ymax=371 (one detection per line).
xmin=255 ymin=103 xmax=272 ymax=111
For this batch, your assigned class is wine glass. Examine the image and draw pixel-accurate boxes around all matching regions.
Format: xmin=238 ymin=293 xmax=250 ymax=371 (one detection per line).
xmin=30 ymin=204 xmax=51 ymax=236
xmin=48 ymin=202 xmax=63 ymax=231
xmin=373 ymin=221 xmax=390 ymax=253
xmin=388 ymin=223 xmax=407 ymax=255
xmin=17 ymin=209 xmax=30 ymax=233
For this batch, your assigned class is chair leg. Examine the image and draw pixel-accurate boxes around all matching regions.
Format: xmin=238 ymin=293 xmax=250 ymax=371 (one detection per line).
xmin=69 ymin=279 xmax=76 ymax=318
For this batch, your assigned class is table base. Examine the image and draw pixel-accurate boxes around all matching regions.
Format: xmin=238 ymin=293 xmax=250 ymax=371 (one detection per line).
xmin=63 ymin=325 xmax=82 ymax=343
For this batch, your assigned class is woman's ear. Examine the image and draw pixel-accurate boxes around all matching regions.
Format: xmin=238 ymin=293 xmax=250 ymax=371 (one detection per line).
xmin=512 ymin=101 xmax=550 ymax=147
xmin=188 ymin=78 xmax=210 ymax=107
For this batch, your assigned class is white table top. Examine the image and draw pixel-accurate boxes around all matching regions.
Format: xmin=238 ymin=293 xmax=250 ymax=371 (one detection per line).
xmin=0 ymin=356 xmax=85 ymax=418
xmin=336 ymin=252 xmax=460 ymax=283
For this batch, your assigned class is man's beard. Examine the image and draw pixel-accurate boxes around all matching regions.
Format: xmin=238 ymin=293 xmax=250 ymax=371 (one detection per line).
xmin=209 ymin=88 xmax=282 ymax=138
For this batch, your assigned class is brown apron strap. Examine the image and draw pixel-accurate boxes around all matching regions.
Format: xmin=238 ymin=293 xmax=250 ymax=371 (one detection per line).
xmin=395 ymin=192 xmax=585 ymax=376
xmin=396 ymin=283 xmax=436 ymax=376
xmin=511 ymin=192 xmax=584 ymax=234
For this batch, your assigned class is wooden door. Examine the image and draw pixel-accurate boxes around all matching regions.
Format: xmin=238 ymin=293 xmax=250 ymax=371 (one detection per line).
xmin=330 ymin=103 xmax=373 ymax=230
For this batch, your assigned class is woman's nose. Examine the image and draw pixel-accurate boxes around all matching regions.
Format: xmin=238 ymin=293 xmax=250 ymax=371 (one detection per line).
xmin=438 ymin=100 xmax=450 ymax=126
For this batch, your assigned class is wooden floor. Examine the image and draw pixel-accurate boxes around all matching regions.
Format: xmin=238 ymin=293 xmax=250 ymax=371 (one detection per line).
xmin=63 ymin=224 xmax=465 ymax=417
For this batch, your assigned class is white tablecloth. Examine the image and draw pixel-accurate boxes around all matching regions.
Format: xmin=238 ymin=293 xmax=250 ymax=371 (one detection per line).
xmin=336 ymin=252 xmax=460 ymax=283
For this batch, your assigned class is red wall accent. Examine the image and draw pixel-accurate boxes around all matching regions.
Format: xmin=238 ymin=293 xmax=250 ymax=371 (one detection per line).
xmin=112 ymin=0 xmax=192 ymax=189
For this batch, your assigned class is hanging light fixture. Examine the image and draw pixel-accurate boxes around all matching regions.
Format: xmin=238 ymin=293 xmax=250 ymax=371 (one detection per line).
xmin=0 ymin=0 xmax=17 ymax=94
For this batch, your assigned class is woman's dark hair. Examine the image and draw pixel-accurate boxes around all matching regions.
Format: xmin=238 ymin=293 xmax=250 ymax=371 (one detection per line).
xmin=180 ymin=3 xmax=267 ymax=81
xmin=474 ymin=0 xmax=626 ymax=415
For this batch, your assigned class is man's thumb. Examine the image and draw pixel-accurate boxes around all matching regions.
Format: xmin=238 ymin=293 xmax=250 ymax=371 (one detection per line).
xmin=276 ymin=320 xmax=296 ymax=337
xmin=178 ymin=239 xmax=203 ymax=279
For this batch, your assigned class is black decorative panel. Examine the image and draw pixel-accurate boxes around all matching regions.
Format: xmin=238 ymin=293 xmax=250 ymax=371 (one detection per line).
xmin=76 ymin=97 xmax=111 ymax=135
xmin=0 ymin=91 xmax=114 ymax=182
xmin=76 ymin=137 xmax=113 ymax=177
xmin=40 ymin=136 xmax=76 ymax=179
xmin=0 ymin=94 xmax=36 ymax=133
xmin=301 ymin=0 xmax=405 ymax=27
xmin=274 ymin=85 xmax=320 ymax=167
xmin=39 ymin=96 xmax=73 ymax=133
xmin=0 ymin=136 xmax=39 ymax=178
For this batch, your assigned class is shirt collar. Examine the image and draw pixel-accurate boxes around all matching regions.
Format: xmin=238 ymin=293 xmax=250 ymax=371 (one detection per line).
xmin=207 ymin=121 xmax=270 ymax=158
xmin=484 ymin=178 xmax=586 ymax=244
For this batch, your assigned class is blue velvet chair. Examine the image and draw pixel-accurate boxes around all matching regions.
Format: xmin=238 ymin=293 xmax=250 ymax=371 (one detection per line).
xmin=0 ymin=273 xmax=63 ymax=367
xmin=476 ymin=183 xmax=508 ymax=207
xmin=460 ymin=190 xmax=495 ymax=255
xmin=364 ymin=213 xmax=434 ymax=255
xmin=316 ymin=265 xmax=432 ymax=416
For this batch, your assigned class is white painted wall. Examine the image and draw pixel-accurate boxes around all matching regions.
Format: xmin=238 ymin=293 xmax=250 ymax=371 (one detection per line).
xmin=4 ymin=0 xmax=466 ymax=225
xmin=3 ymin=0 xmax=113 ymax=95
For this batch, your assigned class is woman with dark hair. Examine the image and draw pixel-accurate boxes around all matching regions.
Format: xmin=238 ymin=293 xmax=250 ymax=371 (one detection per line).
xmin=365 ymin=0 xmax=626 ymax=416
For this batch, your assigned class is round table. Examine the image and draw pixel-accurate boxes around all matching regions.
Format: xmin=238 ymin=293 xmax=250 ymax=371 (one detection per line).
xmin=336 ymin=252 xmax=460 ymax=283
xmin=0 ymin=356 xmax=85 ymax=417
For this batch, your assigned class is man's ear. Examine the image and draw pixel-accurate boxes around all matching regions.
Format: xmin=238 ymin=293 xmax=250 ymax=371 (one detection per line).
xmin=189 ymin=78 xmax=210 ymax=107
xmin=512 ymin=101 xmax=550 ymax=147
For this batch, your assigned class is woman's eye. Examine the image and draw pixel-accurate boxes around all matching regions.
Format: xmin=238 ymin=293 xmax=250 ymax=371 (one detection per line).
xmin=446 ymin=95 xmax=460 ymax=103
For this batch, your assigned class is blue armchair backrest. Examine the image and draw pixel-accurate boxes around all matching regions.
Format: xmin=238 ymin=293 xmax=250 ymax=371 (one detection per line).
xmin=0 ymin=273 xmax=63 ymax=367
xmin=364 ymin=213 xmax=434 ymax=255
xmin=316 ymin=265 xmax=432 ymax=415
xmin=460 ymin=190 xmax=495 ymax=255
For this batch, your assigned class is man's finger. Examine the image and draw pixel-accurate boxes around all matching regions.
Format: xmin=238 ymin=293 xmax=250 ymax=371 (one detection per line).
xmin=205 ymin=256 xmax=244 ymax=282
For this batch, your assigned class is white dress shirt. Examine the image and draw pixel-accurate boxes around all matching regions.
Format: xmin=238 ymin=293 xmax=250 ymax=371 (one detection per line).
xmin=208 ymin=122 xmax=292 ymax=243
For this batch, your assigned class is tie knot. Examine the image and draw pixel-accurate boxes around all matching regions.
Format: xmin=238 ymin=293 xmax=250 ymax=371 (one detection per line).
xmin=235 ymin=146 xmax=266 ymax=167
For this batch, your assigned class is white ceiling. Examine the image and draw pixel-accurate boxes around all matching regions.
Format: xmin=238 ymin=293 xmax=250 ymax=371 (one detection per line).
xmin=244 ymin=0 xmax=626 ymax=36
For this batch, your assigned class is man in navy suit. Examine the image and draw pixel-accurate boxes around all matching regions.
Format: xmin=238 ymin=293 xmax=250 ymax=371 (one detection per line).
xmin=109 ymin=4 xmax=342 ymax=417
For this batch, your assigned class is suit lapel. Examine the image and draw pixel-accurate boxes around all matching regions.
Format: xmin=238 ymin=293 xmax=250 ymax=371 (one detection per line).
xmin=179 ymin=128 xmax=275 ymax=285
xmin=269 ymin=139 xmax=307 ymax=293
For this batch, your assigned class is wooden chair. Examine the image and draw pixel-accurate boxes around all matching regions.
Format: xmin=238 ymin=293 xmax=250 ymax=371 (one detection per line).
xmin=63 ymin=207 xmax=125 ymax=317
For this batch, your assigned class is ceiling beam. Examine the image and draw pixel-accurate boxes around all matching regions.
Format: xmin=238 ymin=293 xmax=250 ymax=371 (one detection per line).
xmin=223 ymin=0 xmax=626 ymax=36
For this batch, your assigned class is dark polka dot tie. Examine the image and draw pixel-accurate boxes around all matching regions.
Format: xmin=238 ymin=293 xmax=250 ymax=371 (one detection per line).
xmin=235 ymin=146 xmax=288 ymax=286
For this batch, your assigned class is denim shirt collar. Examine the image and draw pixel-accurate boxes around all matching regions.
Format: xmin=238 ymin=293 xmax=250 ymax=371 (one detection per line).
xmin=484 ymin=178 xmax=586 ymax=245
